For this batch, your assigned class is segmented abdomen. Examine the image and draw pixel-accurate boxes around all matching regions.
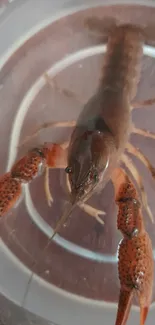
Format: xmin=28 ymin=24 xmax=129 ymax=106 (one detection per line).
xmin=101 ymin=25 xmax=144 ymax=100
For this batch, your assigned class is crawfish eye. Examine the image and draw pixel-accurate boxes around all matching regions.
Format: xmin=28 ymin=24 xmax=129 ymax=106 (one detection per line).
xmin=65 ymin=166 xmax=72 ymax=174
xmin=32 ymin=148 xmax=44 ymax=157
xmin=89 ymin=170 xmax=99 ymax=183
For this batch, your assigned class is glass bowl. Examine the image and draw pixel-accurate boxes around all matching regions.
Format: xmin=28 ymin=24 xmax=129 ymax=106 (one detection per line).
xmin=0 ymin=1 xmax=155 ymax=324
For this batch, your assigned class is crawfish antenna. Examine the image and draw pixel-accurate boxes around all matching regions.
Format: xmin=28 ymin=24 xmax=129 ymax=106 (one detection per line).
xmin=21 ymin=202 xmax=75 ymax=306
xmin=51 ymin=202 xmax=75 ymax=240
xmin=41 ymin=201 xmax=77 ymax=255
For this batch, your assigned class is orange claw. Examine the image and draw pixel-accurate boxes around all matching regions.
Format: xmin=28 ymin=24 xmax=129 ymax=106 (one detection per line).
xmin=0 ymin=143 xmax=67 ymax=217
xmin=0 ymin=172 xmax=22 ymax=216
xmin=112 ymin=168 xmax=154 ymax=325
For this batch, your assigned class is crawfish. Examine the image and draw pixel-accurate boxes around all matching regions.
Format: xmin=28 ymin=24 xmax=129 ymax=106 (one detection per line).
xmin=0 ymin=23 xmax=155 ymax=324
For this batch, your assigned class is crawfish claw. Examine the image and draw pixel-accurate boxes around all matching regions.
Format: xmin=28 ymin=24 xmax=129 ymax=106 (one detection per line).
xmin=140 ymin=306 xmax=149 ymax=325
xmin=115 ymin=287 xmax=149 ymax=325
xmin=0 ymin=172 xmax=22 ymax=216
xmin=115 ymin=288 xmax=133 ymax=325
xmin=112 ymin=168 xmax=153 ymax=325
xmin=0 ymin=143 xmax=68 ymax=218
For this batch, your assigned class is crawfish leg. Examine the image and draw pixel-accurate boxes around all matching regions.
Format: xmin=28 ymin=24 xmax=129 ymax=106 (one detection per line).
xmin=79 ymin=202 xmax=105 ymax=225
xmin=44 ymin=141 xmax=69 ymax=206
xmin=132 ymin=124 xmax=155 ymax=140
xmin=20 ymin=120 xmax=76 ymax=147
xmin=121 ymin=153 xmax=153 ymax=223
xmin=44 ymin=72 xmax=83 ymax=103
xmin=44 ymin=167 xmax=53 ymax=207
xmin=132 ymin=97 xmax=155 ymax=109
xmin=126 ymin=142 xmax=155 ymax=179
xmin=65 ymin=174 xmax=105 ymax=225
xmin=112 ymin=168 xmax=154 ymax=325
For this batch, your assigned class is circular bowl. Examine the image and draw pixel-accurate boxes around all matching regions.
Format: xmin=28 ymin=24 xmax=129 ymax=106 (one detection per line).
xmin=0 ymin=1 xmax=155 ymax=324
